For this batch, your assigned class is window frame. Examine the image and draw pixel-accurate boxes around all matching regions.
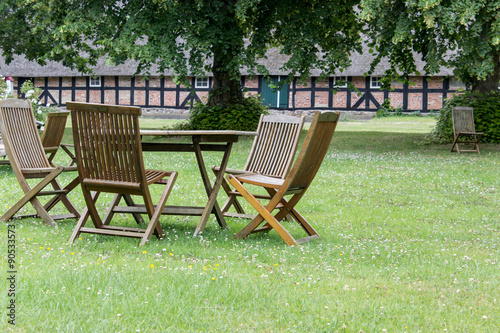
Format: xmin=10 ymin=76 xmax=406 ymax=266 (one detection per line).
xmin=89 ymin=76 xmax=101 ymax=87
xmin=333 ymin=76 xmax=348 ymax=88
xmin=370 ymin=76 xmax=382 ymax=89
xmin=195 ymin=77 xmax=209 ymax=89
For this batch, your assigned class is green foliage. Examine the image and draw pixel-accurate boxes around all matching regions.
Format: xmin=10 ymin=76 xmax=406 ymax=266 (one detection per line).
xmin=188 ymin=95 xmax=268 ymax=131
xmin=0 ymin=0 xmax=362 ymax=94
xmin=19 ymin=80 xmax=59 ymax=123
xmin=360 ymin=0 xmax=500 ymax=92
xmin=432 ymin=91 xmax=500 ymax=143
xmin=0 ymin=76 xmax=9 ymax=99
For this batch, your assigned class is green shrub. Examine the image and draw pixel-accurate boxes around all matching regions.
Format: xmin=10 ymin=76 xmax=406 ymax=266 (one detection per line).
xmin=431 ymin=91 xmax=500 ymax=143
xmin=188 ymin=95 xmax=268 ymax=131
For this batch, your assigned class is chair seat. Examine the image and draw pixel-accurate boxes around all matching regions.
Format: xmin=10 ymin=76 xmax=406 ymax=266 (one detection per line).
xmin=145 ymin=169 xmax=170 ymax=184
xmin=237 ymin=173 xmax=285 ymax=188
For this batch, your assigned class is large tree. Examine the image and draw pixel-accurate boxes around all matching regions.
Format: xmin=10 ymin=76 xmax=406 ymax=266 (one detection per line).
xmin=360 ymin=0 xmax=500 ymax=93
xmin=0 ymin=0 xmax=361 ymax=107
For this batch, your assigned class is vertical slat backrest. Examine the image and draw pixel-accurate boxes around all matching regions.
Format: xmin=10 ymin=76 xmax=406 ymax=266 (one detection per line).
xmin=452 ymin=107 xmax=476 ymax=135
xmin=244 ymin=114 xmax=304 ymax=178
xmin=40 ymin=112 xmax=69 ymax=150
xmin=67 ymin=102 xmax=145 ymax=188
xmin=282 ymin=111 xmax=339 ymax=193
xmin=0 ymin=99 xmax=51 ymax=170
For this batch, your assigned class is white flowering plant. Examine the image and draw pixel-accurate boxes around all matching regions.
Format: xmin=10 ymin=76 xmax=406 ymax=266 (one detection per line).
xmin=0 ymin=76 xmax=11 ymax=99
xmin=20 ymin=80 xmax=57 ymax=123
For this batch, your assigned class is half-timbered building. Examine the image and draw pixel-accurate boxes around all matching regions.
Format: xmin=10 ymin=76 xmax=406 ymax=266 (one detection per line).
xmin=1 ymin=49 xmax=463 ymax=114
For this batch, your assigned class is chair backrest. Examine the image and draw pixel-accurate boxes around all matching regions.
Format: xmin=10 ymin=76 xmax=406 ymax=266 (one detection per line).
xmin=41 ymin=111 xmax=70 ymax=151
xmin=281 ymin=111 xmax=339 ymax=194
xmin=244 ymin=114 xmax=304 ymax=178
xmin=0 ymin=99 xmax=52 ymax=171
xmin=66 ymin=102 xmax=147 ymax=194
xmin=452 ymin=107 xmax=476 ymax=135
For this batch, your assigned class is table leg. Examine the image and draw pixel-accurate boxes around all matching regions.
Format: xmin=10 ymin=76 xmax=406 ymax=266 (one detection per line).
xmin=192 ymin=139 xmax=232 ymax=236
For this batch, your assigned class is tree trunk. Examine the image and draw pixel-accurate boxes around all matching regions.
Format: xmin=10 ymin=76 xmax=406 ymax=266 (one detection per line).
xmin=471 ymin=53 xmax=500 ymax=93
xmin=207 ymin=48 xmax=244 ymax=107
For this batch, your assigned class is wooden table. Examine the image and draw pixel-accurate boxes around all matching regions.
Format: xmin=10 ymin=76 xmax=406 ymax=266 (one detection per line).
xmin=140 ymin=130 xmax=257 ymax=236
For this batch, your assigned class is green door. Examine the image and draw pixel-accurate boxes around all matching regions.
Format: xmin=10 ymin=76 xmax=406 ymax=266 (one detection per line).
xmin=261 ymin=77 xmax=289 ymax=108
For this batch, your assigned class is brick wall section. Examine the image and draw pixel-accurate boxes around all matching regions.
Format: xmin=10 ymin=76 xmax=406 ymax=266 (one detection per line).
xmin=119 ymin=90 xmax=130 ymax=105
xmin=352 ymin=77 xmax=365 ymax=89
xmin=89 ymin=90 xmax=101 ymax=103
xmin=164 ymin=77 xmax=177 ymax=88
xmin=149 ymin=90 xmax=161 ymax=106
xmin=295 ymin=91 xmax=311 ymax=108
xmin=244 ymin=78 xmax=259 ymax=88
xmin=62 ymin=78 xmax=72 ymax=87
xmin=389 ymin=92 xmax=403 ymax=108
xmin=134 ymin=90 xmax=145 ymax=105
xmin=75 ymin=77 xmax=86 ymax=87
xmin=427 ymin=77 xmax=443 ymax=89
xmin=314 ymin=91 xmax=329 ymax=107
xmin=315 ymin=78 xmax=329 ymax=88
xmin=104 ymin=77 xmax=115 ymax=87
xmin=408 ymin=93 xmax=422 ymax=110
xmin=149 ymin=77 xmax=161 ymax=88
xmin=332 ymin=91 xmax=347 ymax=108
xmin=409 ymin=77 xmax=423 ymax=89
xmin=104 ymin=91 xmax=115 ymax=104
xmin=428 ymin=93 xmax=443 ymax=109
xmin=119 ymin=77 xmax=131 ymax=87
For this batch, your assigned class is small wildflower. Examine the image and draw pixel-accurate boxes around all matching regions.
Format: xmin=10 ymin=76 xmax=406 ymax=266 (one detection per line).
xmin=150 ymin=264 xmax=154 ymax=268
xmin=142 ymin=251 xmax=147 ymax=254
xmin=212 ymin=277 xmax=216 ymax=280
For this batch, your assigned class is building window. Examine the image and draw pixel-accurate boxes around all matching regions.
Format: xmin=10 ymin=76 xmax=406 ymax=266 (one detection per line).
xmin=195 ymin=77 xmax=209 ymax=88
xmin=90 ymin=76 xmax=101 ymax=87
xmin=370 ymin=76 xmax=382 ymax=89
xmin=333 ymin=76 xmax=347 ymax=88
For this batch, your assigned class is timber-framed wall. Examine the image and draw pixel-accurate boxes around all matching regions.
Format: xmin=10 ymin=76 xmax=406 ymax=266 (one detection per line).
xmin=13 ymin=74 xmax=463 ymax=113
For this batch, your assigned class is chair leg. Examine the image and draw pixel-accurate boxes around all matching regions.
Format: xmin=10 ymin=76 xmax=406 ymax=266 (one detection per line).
xmin=69 ymin=191 xmax=99 ymax=243
xmin=60 ymin=144 xmax=76 ymax=166
xmin=212 ymin=167 xmax=246 ymax=216
xmin=1 ymin=167 xmax=63 ymax=226
xmin=102 ymin=194 xmax=145 ymax=225
xmin=140 ymin=172 xmax=177 ymax=246
xmin=45 ymin=178 xmax=80 ymax=218
xmin=228 ymin=176 xmax=298 ymax=246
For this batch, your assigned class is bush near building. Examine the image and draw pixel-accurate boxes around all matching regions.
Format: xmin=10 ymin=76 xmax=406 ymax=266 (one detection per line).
xmin=432 ymin=91 xmax=500 ymax=144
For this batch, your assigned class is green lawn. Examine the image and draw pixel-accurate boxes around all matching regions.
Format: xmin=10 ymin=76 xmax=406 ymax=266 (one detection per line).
xmin=1 ymin=116 xmax=499 ymax=332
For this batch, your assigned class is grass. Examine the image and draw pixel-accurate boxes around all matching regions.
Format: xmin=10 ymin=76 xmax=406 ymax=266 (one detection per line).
xmin=1 ymin=116 xmax=499 ymax=332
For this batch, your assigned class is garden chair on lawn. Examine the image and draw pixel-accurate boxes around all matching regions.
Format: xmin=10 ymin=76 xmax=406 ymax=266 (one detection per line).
xmin=212 ymin=114 xmax=304 ymax=219
xmin=0 ymin=99 xmax=80 ymax=226
xmin=41 ymin=111 xmax=76 ymax=166
xmin=66 ymin=102 xmax=178 ymax=246
xmin=227 ymin=111 xmax=339 ymax=246
xmin=451 ymin=106 xmax=483 ymax=154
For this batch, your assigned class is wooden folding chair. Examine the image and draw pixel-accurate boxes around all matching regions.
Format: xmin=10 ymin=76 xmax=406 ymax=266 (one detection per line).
xmin=66 ymin=102 xmax=178 ymax=246
xmin=41 ymin=111 xmax=76 ymax=166
xmin=451 ymin=106 xmax=483 ymax=154
xmin=213 ymin=114 xmax=304 ymax=219
xmin=227 ymin=111 xmax=340 ymax=246
xmin=0 ymin=99 xmax=80 ymax=226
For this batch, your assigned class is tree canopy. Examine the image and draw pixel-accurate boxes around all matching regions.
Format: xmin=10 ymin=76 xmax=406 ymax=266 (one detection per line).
xmin=0 ymin=0 xmax=362 ymax=106
xmin=360 ymin=0 xmax=500 ymax=92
